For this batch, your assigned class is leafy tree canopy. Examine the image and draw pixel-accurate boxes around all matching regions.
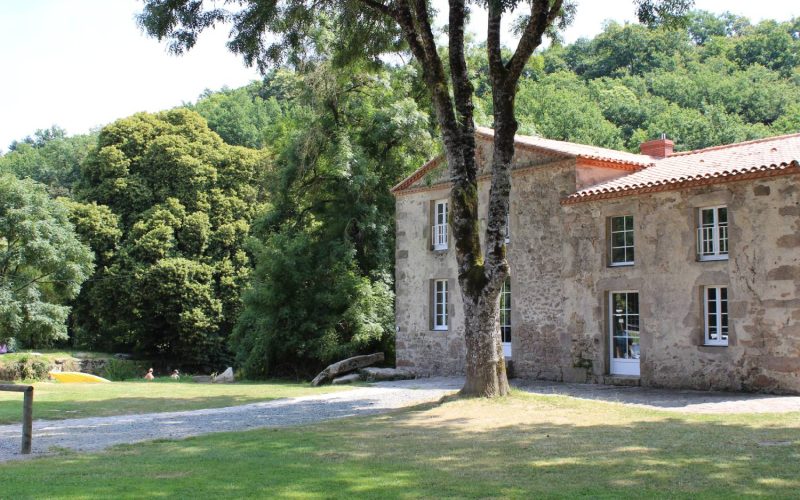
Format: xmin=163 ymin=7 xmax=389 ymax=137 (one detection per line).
xmin=0 ymin=127 xmax=97 ymax=197
xmin=0 ymin=175 xmax=94 ymax=347
xmin=75 ymin=109 xmax=271 ymax=368
xmin=230 ymin=60 xmax=436 ymax=377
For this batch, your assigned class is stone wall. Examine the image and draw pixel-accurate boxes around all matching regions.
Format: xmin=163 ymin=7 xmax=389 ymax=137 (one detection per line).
xmin=395 ymin=147 xmax=800 ymax=393
xmin=562 ymin=176 xmax=800 ymax=393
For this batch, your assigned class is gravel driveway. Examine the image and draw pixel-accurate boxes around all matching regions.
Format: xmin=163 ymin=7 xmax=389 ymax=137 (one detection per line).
xmin=2 ymin=377 xmax=798 ymax=463
xmin=0 ymin=378 xmax=459 ymax=463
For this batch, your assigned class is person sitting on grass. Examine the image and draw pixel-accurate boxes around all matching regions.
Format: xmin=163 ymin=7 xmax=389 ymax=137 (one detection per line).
xmin=144 ymin=368 xmax=154 ymax=381
xmin=170 ymin=369 xmax=180 ymax=380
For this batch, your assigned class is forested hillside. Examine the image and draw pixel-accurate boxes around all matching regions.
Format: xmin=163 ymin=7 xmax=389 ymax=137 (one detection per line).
xmin=473 ymin=12 xmax=800 ymax=152
xmin=1 ymin=11 xmax=798 ymax=375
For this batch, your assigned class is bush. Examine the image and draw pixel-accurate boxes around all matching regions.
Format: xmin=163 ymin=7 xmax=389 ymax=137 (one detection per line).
xmin=0 ymin=355 xmax=51 ymax=381
xmin=102 ymin=359 xmax=145 ymax=381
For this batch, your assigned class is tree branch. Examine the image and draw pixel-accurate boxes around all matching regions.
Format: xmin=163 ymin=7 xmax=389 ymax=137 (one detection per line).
xmin=504 ymin=0 xmax=564 ymax=87
xmin=486 ymin=0 xmax=506 ymax=82
xmin=359 ymin=0 xmax=396 ymax=18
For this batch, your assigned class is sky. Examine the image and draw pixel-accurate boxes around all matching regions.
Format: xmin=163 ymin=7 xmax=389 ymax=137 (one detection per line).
xmin=0 ymin=0 xmax=797 ymax=152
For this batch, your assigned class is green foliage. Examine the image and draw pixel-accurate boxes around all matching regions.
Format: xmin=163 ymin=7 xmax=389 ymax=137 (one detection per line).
xmin=101 ymin=358 xmax=146 ymax=381
xmin=0 ymin=354 xmax=50 ymax=381
xmin=0 ymin=175 xmax=94 ymax=348
xmin=479 ymin=13 xmax=800 ymax=152
xmin=75 ymin=109 xmax=270 ymax=369
xmin=0 ymin=127 xmax=97 ymax=196
xmin=189 ymin=84 xmax=283 ymax=149
xmin=231 ymin=63 xmax=435 ymax=378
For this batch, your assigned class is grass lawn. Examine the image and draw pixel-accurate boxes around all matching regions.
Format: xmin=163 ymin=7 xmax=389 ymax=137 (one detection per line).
xmin=0 ymin=379 xmax=349 ymax=424
xmin=1 ymin=390 xmax=798 ymax=498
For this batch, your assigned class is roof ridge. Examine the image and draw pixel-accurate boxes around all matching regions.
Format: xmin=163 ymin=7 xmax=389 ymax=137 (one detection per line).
xmin=668 ymin=132 xmax=800 ymax=157
xmin=475 ymin=126 xmax=652 ymax=166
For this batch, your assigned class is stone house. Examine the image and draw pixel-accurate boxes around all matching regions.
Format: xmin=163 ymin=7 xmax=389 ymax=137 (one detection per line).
xmin=392 ymin=128 xmax=800 ymax=393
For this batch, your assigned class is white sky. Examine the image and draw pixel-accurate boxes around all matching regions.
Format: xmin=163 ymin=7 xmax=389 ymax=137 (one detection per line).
xmin=0 ymin=0 xmax=797 ymax=152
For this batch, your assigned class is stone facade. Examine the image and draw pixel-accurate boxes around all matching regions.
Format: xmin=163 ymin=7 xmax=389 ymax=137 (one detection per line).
xmin=394 ymin=134 xmax=800 ymax=394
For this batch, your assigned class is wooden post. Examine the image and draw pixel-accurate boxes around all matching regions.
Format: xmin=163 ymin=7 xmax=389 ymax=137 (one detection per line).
xmin=22 ymin=386 xmax=33 ymax=454
xmin=0 ymin=384 xmax=34 ymax=454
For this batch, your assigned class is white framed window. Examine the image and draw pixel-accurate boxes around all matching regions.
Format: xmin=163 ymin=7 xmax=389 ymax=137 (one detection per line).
xmin=504 ymin=211 xmax=510 ymax=244
xmin=500 ymin=279 xmax=511 ymax=357
xmin=697 ymin=206 xmax=728 ymax=261
xmin=433 ymin=279 xmax=449 ymax=330
xmin=432 ymin=200 xmax=448 ymax=250
xmin=609 ymin=215 xmax=635 ymax=266
xmin=704 ymin=286 xmax=729 ymax=346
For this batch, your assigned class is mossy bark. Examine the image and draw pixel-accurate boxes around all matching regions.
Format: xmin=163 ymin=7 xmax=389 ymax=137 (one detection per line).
xmin=372 ymin=0 xmax=562 ymax=398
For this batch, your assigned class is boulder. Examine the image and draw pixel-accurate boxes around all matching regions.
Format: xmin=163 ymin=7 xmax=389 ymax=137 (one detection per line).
xmin=192 ymin=375 xmax=212 ymax=383
xmin=332 ymin=373 xmax=362 ymax=385
xmin=311 ymin=352 xmax=384 ymax=386
xmin=214 ymin=367 xmax=235 ymax=383
xmin=359 ymin=367 xmax=415 ymax=382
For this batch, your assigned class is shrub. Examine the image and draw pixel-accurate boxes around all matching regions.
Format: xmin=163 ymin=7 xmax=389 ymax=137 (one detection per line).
xmin=102 ymin=359 xmax=145 ymax=381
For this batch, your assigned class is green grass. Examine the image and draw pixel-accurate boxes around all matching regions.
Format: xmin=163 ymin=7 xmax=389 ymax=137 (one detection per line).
xmin=0 ymin=379 xmax=348 ymax=424
xmin=1 ymin=391 xmax=798 ymax=498
xmin=0 ymin=350 xmax=112 ymax=363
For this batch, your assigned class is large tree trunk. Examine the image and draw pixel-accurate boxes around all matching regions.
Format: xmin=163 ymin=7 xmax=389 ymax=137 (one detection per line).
xmin=367 ymin=0 xmax=562 ymax=398
xmin=461 ymin=293 xmax=510 ymax=396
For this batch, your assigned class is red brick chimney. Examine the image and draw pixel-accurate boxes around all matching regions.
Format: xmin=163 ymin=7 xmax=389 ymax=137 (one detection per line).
xmin=640 ymin=134 xmax=674 ymax=158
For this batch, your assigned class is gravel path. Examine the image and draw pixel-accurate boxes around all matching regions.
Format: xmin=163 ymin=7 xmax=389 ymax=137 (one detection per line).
xmin=514 ymin=379 xmax=800 ymax=414
xmin=0 ymin=378 xmax=459 ymax=463
xmin=2 ymin=377 xmax=797 ymax=462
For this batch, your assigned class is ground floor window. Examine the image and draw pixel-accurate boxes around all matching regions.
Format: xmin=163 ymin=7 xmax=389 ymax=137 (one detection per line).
xmin=704 ymin=286 xmax=728 ymax=346
xmin=500 ymin=279 xmax=511 ymax=343
xmin=433 ymin=279 xmax=448 ymax=330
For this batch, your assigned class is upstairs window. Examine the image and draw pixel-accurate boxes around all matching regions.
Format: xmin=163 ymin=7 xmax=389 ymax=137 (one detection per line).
xmin=698 ymin=207 xmax=728 ymax=261
xmin=433 ymin=279 xmax=449 ymax=330
xmin=609 ymin=215 xmax=635 ymax=266
xmin=432 ymin=200 xmax=448 ymax=251
xmin=704 ymin=286 xmax=729 ymax=346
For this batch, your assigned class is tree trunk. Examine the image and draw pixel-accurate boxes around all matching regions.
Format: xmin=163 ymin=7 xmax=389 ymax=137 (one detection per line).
xmin=460 ymin=294 xmax=509 ymax=397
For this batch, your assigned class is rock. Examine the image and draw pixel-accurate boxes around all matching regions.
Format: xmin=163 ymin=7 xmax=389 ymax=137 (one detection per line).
xmin=213 ymin=367 xmax=235 ymax=383
xmin=311 ymin=353 xmax=385 ymax=386
xmin=114 ymin=353 xmax=133 ymax=360
xmin=332 ymin=373 xmax=362 ymax=385
xmin=359 ymin=367 xmax=415 ymax=382
xmin=192 ymin=375 xmax=212 ymax=383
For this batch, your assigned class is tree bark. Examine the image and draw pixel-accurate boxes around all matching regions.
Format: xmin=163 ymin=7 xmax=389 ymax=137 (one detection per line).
xmin=310 ymin=352 xmax=385 ymax=386
xmin=360 ymin=0 xmax=563 ymax=398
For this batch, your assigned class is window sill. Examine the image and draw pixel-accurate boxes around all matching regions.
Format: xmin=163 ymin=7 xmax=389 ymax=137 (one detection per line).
xmin=432 ymin=327 xmax=448 ymax=332
xmin=698 ymin=255 xmax=728 ymax=262
xmin=609 ymin=262 xmax=634 ymax=267
xmin=432 ymin=246 xmax=449 ymax=252
xmin=700 ymin=343 xmax=729 ymax=348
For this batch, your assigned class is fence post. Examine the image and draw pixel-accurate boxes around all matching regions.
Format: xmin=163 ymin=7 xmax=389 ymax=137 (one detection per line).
xmin=0 ymin=384 xmax=34 ymax=454
xmin=22 ymin=386 xmax=33 ymax=454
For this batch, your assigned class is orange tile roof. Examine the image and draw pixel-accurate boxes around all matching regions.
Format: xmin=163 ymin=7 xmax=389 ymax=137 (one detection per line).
xmin=475 ymin=127 xmax=654 ymax=167
xmin=565 ymin=133 xmax=800 ymax=203
xmin=391 ymin=128 xmax=654 ymax=194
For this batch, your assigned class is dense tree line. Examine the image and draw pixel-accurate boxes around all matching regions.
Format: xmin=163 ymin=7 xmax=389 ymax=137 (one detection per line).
xmin=0 ymin=11 xmax=798 ymax=375
xmin=474 ymin=12 xmax=800 ymax=152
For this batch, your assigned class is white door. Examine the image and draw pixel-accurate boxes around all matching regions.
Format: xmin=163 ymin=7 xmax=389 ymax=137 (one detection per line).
xmin=500 ymin=279 xmax=512 ymax=358
xmin=609 ymin=291 xmax=640 ymax=376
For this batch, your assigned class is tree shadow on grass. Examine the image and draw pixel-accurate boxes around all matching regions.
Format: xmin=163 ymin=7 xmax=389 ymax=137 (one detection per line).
xmin=1 ymin=395 xmax=798 ymax=498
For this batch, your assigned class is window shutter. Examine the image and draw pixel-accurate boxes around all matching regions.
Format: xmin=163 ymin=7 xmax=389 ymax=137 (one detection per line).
xmin=428 ymin=279 xmax=435 ymax=330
